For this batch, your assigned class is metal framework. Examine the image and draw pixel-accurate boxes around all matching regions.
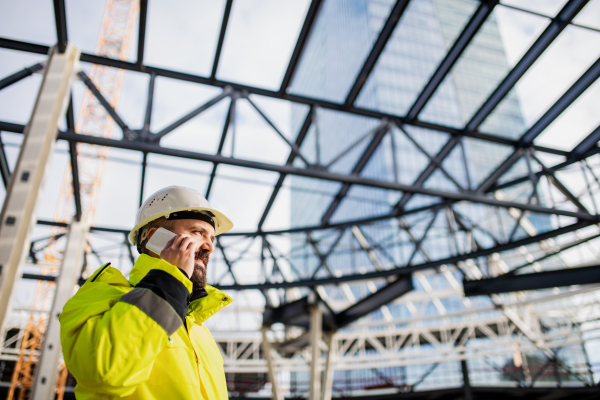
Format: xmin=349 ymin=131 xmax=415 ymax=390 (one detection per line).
xmin=1 ymin=0 xmax=600 ymax=398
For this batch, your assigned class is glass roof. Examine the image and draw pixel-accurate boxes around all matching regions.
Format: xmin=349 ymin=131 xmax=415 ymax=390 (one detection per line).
xmin=2 ymin=0 xmax=600 ymax=395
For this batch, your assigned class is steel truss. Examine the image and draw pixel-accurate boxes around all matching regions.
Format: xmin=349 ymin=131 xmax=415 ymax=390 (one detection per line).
xmin=2 ymin=0 xmax=600 ymax=397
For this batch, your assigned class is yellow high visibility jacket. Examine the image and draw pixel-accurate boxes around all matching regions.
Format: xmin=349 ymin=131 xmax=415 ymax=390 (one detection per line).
xmin=60 ymin=254 xmax=233 ymax=399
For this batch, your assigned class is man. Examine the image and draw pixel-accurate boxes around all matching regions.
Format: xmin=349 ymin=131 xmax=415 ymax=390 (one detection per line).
xmin=60 ymin=186 xmax=234 ymax=399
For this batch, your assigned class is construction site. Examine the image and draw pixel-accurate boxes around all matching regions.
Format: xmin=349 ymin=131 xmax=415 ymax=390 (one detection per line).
xmin=1 ymin=0 xmax=600 ymax=398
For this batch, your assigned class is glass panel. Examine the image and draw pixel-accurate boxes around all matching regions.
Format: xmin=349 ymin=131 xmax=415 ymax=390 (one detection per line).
xmin=299 ymin=108 xmax=380 ymax=174
xmin=405 ymin=126 xmax=450 ymax=156
xmin=218 ymin=0 xmax=311 ymax=89
xmin=209 ymin=165 xmax=279 ymax=232
xmin=356 ymin=0 xmax=478 ymax=116
xmin=116 ymin=70 xmax=150 ymax=129
xmin=481 ymin=26 xmax=600 ymax=139
xmin=573 ymin=0 xmax=600 ymax=30
xmin=143 ymin=154 xmax=213 ymax=199
xmin=94 ymin=149 xmax=143 ymax=229
xmin=330 ymin=185 xmax=402 ymax=223
xmin=440 ymin=145 xmax=470 ymax=189
xmin=500 ymin=0 xmax=568 ymax=18
xmin=0 ymin=49 xmax=46 ymax=126
xmin=249 ymin=95 xmax=310 ymax=143
xmin=419 ymin=212 xmax=455 ymax=261
xmin=264 ymin=175 xmax=341 ymax=230
xmin=0 ymin=0 xmax=56 ymax=45
xmin=535 ymin=77 xmax=600 ymax=151
xmin=462 ymin=138 xmax=514 ymax=188
xmin=223 ymin=98 xmax=294 ymax=165
xmin=64 ymin=0 xmax=108 ymax=55
xmin=421 ymin=6 xmax=549 ymax=130
xmin=146 ymin=0 xmax=226 ymax=76
xmin=151 ymin=77 xmax=227 ymax=153
xmin=424 ymin=169 xmax=460 ymax=192
xmin=361 ymin=127 xmax=430 ymax=185
xmin=36 ymin=147 xmax=71 ymax=221
xmin=289 ymin=0 xmax=395 ymax=103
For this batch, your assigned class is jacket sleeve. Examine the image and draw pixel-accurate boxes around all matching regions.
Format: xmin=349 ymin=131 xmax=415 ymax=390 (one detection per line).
xmin=60 ymin=265 xmax=191 ymax=397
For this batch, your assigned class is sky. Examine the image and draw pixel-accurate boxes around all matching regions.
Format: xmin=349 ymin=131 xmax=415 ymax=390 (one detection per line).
xmin=0 ymin=0 xmax=600 ymax=336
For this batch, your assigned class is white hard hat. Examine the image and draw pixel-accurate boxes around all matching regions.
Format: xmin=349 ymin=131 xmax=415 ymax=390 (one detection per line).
xmin=130 ymin=186 xmax=233 ymax=245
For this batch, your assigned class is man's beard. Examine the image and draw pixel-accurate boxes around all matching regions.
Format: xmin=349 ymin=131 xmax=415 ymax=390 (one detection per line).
xmin=191 ymin=249 xmax=210 ymax=290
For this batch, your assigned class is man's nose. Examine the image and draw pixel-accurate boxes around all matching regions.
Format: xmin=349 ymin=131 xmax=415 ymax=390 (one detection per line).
xmin=200 ymin=238 xmax=214 ymax=253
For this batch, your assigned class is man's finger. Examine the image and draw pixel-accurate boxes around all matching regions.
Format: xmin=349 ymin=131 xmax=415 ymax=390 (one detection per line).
xmin=164 ymin=235 xmax=177 ymax=249
xmin=172 ymin=234 xmax=187 ymax=248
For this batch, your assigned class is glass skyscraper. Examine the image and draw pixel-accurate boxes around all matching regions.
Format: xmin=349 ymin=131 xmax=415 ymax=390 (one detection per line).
xmin=284 ymin=0 xmax=569 ymax=393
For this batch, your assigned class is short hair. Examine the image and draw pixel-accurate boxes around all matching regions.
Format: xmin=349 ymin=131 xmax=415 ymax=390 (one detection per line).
xmin=137 ymin=217 xmax=177 ymax=255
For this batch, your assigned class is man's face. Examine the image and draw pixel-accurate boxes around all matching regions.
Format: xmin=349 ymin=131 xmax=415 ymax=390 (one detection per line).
xmin=164 ymin=219 xmax=215 ymax=288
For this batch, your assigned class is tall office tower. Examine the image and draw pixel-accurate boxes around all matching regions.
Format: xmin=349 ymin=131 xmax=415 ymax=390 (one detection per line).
xmin=286 ymin=0 xmax=570 ymax=392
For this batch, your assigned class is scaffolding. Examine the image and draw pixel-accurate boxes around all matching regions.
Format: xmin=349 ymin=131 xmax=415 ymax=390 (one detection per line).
xmin=4 ymin=1 xmax=139 ymax=398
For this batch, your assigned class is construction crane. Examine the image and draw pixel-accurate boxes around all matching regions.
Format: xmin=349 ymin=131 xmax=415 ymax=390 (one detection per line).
xmin=6 ymin=1 xmax=139 ymax=398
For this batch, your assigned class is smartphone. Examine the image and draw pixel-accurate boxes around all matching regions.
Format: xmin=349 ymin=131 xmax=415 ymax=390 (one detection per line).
xmin=146 ymin=227 xmax=177 ymax=255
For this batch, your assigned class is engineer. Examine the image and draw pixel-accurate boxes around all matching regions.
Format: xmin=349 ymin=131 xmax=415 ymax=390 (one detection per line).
xmin=60 ymin=186 xmax=233 ymax=399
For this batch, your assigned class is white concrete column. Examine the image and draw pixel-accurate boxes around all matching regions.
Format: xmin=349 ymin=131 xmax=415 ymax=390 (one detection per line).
xmin=309 ymin=305 xmax=323 ymax=400
xmin=322 ymin=332 xmax=336 ymax=400
xmin=0 ymin=44 xmax=80 ymax=333
xmin=32 ymin=218 xmax=89 ymax=400
xmin=261 ymin=327 xmax=283 ymax=400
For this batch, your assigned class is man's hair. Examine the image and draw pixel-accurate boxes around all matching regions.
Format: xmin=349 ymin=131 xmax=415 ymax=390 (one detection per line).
xmin=137 ymin=217 xmax=177 ymax=254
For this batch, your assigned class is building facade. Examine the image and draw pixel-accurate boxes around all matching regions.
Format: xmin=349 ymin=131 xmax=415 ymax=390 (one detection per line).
xmin=285 ymin=0 xmax=576 ymax=393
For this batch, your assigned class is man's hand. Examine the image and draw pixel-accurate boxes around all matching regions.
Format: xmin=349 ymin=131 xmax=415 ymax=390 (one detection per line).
xmin=160 ymin=234 xmax=199 ymax=279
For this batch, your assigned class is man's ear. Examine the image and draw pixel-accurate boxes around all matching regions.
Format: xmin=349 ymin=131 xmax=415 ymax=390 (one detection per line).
xmin=147 ymin=227 xmax=158 ymax=240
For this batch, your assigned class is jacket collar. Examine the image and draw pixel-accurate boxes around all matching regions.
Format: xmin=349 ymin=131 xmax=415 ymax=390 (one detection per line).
xmin=129 ymin=254 xmax=232 ymax=324
xmin=188 ymin=285 xmax=233 ymax=324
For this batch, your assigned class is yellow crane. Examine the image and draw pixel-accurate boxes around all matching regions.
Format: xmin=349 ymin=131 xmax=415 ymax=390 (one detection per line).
xmin=7 ymin=1 xmax=139 ymax=398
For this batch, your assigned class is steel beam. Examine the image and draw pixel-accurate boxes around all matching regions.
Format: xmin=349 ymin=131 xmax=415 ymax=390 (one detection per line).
xmin=336 ymin=275 xmax=413 ymax=327
xmin=263 ymin=293 xmax=337 ymax=332
xmin=466 ymin=0 xmax=589 ymax=132
xmin=0 ymin=38 xmax=542 ymax=146
xmin=31 ymin=219 xmax=89 ymax=400
xmin=461 ymin=360 xmax=474 ymax=400
xmin=320 ymin=123 xmax=390 ymax=225
xmin=491 ymin=146 xmax=600 ymax=192
xmin=0 ymin=44 xmax=79 ymax=334
xmin=0 ymin=133 xmax=11 ymax=188
xmin=520 ymin=56 xmax=600 ymax=146
xmin=344 ymin=0 xmax=410 ymax=108
xmin=206 ymin=93 xmax=236 ymax=199
xmin=479 ymin=55 xmax=600 ymax=193
xmin=279 ymin=0 xmax=324 ymax=94
xmin=406 ymin=0 xmax=498 ymax=120
xmin=258 ymin=106 xmax=313 ymax=229
xmin=66 ymin=96 xmax=82 ymax=221
xmin=210 ymin=0 xmax=233 ymax=81
xmin=464 ymin=265 xmax=600 ymax=296
xmin=309 ymin=305 xmax=322 ymax=400
xmin=77 ymin=71 xmax=136 ymax=140
xmin=214 ymin=220 xmax=592 ymax=290
xmin=321 ymin=333 xmax=335 ymax=400
xmin=0 ymin=37 xmax=582 ymax=157
xmin=50 ymin=130 xmax=596 ymax=221
xmin=393 ymin=136 xmax=461 ymax=211
xmin=0 ymin=63 xmax=44 ymax=91
xmin=260 ymin=328 xmax=283 ymax=400
xmin=152 ymin=88 xmax=231 ymax=142
xmin=136 ymin=0 xmax=148 ymax=69
xmin=142 ymin=72 xmax=156 ymax=138
xmin=52 ymin=0 xmax=68 ymax=53
xmin=569 ymin=124 xmax=600 ymax=162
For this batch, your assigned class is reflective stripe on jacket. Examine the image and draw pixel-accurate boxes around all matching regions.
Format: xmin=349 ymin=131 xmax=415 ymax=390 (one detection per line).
xmin=60 ymin=254 xmax=232 ymax=399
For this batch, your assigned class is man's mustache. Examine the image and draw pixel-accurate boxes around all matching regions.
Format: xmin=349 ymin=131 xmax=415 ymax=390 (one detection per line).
xmin=195 ymin=249 xmax=210 ymax=264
